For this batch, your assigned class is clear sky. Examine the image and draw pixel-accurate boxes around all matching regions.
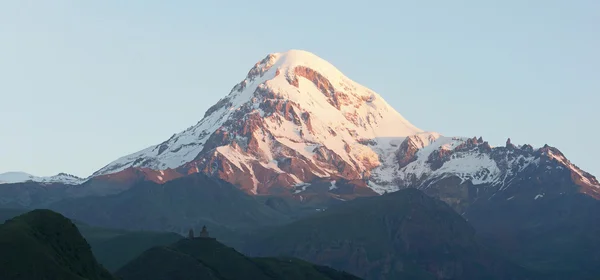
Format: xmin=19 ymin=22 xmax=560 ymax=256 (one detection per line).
xmin=1 ymin=1 xmax=598 ymax=178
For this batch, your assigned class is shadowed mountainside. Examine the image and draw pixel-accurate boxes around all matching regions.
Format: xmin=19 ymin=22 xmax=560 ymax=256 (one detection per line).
xmin=48 ymin=173 xmax=290 ymax=247
xmin=244 ymin=188 xmax=540 ymax=280
xmin=0 ymin=208 xmax=182 ymax=272
xmin=116 ymin=237 xmax=362 ymax=280
xmin=0 ymin=209 xmax=115 ymax=280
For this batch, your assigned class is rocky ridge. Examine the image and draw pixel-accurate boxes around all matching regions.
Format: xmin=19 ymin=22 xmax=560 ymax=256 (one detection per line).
xmin=2 ymin=50 xmax=598 ymax=205
xmin=0 ymin=172 xmax=83 ymax=185
xmin=92 ymin=50 xmax=430 ymax=194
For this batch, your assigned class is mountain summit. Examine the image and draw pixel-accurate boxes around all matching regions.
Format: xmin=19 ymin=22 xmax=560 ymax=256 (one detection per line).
xmin=4 ymin=50 xmax=597 ymax=204
xmin=93 ymin=50 xmax=433 ymax=194
xmin=87 ymin=50 xmax=598 ymax=200
xmin=2 ymin=50 xmax=598 ymax=280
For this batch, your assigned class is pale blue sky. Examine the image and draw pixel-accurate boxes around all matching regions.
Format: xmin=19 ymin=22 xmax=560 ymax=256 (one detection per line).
xmin=0 ymin=1 xmax=598 ymax=178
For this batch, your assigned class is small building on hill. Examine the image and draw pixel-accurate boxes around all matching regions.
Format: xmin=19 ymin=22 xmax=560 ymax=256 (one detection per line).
xmin=199 ymin=225 xmax=210 ymax=238
xmin=187 ymin=225 xmax=215 ymax=240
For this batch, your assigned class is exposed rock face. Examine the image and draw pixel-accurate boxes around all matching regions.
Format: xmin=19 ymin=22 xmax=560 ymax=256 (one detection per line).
xmin=395 ymin=135 xmax=428 ymax=168
xmin=387 ymin=135 xmax=600 ymax=213
xmin=90 ymin=50 xmax=425 ymax=195
xmin=69 ymin=49 xmax=598 ymax=204
xmin=94 ymin=167 xmax=182 ymax=185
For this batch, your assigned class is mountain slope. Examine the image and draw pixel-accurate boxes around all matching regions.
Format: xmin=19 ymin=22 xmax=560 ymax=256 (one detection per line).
xmin=76 ymin=224 xmax=182 ymax=272
xmin=3 ymin=50 xmax=597 ymax=204
xmin=0 ymin=209 xmax=115 ymax=280
xmin=0 ymin=171 xmax=161 ymax=209
xmin=92 ymin=50 xmax=433 ymax=194
xmin=83 ymin=49 xmax=598 ymax=202
xmin=48 ymin=173 xmax=290 ymax=244
xmin=116 ymin=237 xmax=362 ymax=280
xmin=244 ymin=188 xmax=539 ymax=280
xmin=466 ymin=192 xmax=600 ymax=279
xmin=0 ymin=171 xmax=84 ymax=185
xmin=0 ymin=207 xmax=182 ymax=272
xmin=386 ymin=138 xmax=600 ymax=212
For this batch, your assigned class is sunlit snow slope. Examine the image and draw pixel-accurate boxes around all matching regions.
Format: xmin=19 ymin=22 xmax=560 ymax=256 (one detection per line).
xmin=55 ymin=50 xmax=599 ymax=197
xmin=92 ymin=50 xmax=438 ymax=193
xmin=0 ymin=172 xmax=83 ymax=185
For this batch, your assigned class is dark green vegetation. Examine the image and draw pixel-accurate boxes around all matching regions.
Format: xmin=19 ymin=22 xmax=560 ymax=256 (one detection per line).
xmin=116 ymin=237 xmax=362 ymax=280
xmin=245 ymin=188 xmax=539 ymax=280
xmin=0 ymin=209 xmax=115 ymax=280
xmin=0 ymin=208 xmax=182 ymax=272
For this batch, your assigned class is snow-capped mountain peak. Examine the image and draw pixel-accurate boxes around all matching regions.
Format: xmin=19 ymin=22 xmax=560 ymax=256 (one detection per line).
xmin=0 ymin=171 xmax=84 ymax=185
xmin=92 ymin=50 xmax=429 ymax=193
xmin=84 ymin=50 xmax=598 ymax=199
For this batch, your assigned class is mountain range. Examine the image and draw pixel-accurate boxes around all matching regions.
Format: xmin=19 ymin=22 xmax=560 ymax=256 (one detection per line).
xmin=1 ymin=50 xmax=599 ymax=279
xmin=2 ymin=50 xmax=598 ymax=202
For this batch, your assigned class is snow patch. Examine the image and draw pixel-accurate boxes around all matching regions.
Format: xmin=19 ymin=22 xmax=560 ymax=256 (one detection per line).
xmin=0 ymin=172 xmax=84 ymax=185
xmin=293 ymin=182 xmax=310 ymax=194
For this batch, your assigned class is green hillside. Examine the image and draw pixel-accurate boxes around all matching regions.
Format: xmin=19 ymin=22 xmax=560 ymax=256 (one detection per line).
xmin=0 ymin=208 xmax=182 ymax=272
xmin=0 ymin=209 xmax=115 ymax=280
xmin=116 ymin=237 xmax=362 ymax=280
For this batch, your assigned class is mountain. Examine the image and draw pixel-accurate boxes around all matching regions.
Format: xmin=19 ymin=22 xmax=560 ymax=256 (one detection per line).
xmin=91 ymin=50 xmax=430 ymax=194
xmin=0 ymin=167 xmax=198 ymax=210
xmin=0 ymin=172 xmax=91 ymax=209
xmin=0 ymin=208 xmax=182 ymax=272
xmin=47 ymin=173 xmax=291 ymax=245
xmin=1 ymin=49 xmax=599 ymax=279
xmin=466 ymin=192 xmax=600 ymax=279
xmin=116 ymin=236 xmax=362 ymax=280
xmin=0 ymin=171 xmax=83 ymax=185
xmin=2 ymin=50 xmax=597 ymax=203
xmin=0 ymin=209 xmax=115 ymax=280
xmin=81 ymin=49 xmax=598 ymax=202
xmin=391 ymin=138 xmax=600 ymax=211
xmin=243 ymin=188 xmax=539 ymax=280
